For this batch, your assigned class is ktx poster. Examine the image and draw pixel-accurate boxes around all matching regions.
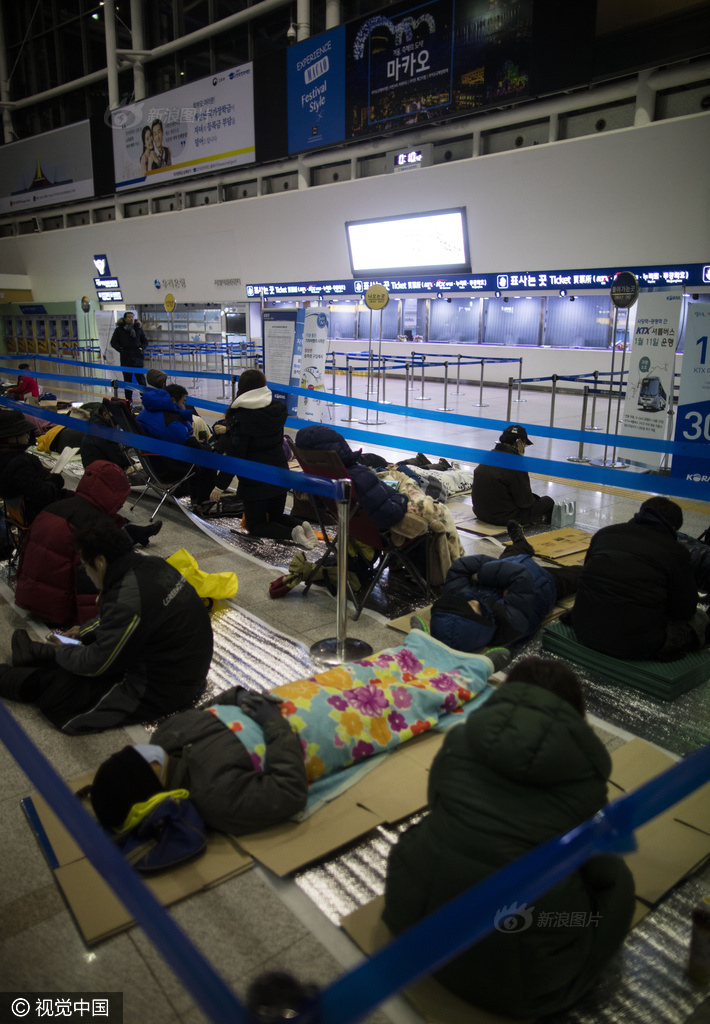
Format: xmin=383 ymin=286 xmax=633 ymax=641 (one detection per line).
xmin=617 ymin=291 xmax=683 ymax=467
xmin=296 ymin=309 xmax=330 ymax=421
xmin=671 ymin=304 xmax=710 ymax=491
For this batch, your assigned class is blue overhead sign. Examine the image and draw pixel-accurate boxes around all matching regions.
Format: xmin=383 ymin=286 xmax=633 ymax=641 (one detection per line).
xmin=247 ymin=263 xmax=710 ymax=299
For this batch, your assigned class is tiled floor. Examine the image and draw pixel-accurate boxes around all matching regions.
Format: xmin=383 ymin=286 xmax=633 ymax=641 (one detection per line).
xmin=1 ymin=366 xmax=709 ymax=1024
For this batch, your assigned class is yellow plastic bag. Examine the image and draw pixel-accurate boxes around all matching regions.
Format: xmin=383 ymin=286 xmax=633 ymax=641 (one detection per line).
xmin=166 ymin=548 xmax=238 ymax=603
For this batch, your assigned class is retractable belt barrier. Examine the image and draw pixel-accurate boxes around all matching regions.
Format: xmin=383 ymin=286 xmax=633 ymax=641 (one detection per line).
xmin=2 ymin=360 xmax=707 ymax=503
xmin=1 ymin=688 xmax=708 ymax=1024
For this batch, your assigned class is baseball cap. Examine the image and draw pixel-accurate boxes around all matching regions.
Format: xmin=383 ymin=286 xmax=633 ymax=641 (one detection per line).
xmin=499 ymin=424 xmax=533 ymax=447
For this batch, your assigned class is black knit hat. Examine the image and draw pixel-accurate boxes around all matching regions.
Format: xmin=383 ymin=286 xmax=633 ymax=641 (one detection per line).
xmin=0 ymin=409 xmax=33 ymax=439
xmin=90 ymin=746 xmax=165 ymax=829
xmin=500 ymin=424 xmax=533 ymax=447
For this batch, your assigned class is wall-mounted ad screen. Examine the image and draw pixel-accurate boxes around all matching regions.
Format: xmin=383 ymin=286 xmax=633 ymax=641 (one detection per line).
xmin=0 ymin=121 xmax=97 ymax=215
xmin=112 ymin=65 xmax=255 ymax=192
xmin=346 ymin=207 xmax=471 ymax=277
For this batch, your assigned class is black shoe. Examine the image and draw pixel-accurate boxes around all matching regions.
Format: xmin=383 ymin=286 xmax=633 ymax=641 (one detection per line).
xmin=11 ymin=629 xmax=57 ymax=668
xmin=485 ymin=647 xmax=512 ymax=673
xmin=0 ymin=663 xmax=43 ymax=702
xmin=506 ymin=520 xmax=527 ymax=545
xmin=125 ymin=520 xmax=163 ymax=547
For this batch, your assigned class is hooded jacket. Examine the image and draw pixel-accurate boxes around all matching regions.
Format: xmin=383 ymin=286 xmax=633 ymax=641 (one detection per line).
xmin=0 ymin=446 xmax=66 ymax=524
xmin=215 ymin=385 xmax=289 ymax=500
xmin=110 ymin=318 xmax=148 ymax=366
xmin=136 ymin=388 xmax=194 ymax=445
xmin=430 ymin=553 xmax=557 ymax=652
xmin=383 ymin=682 xmax=635 ymax=1017
xmin=295 ymin=425 xmax=407 ymax=531
xmin=472 ymin=442 xmax=537 ymax=524
xmin=571 ymin=507 xmax=698 ymax=658
xmin=15 ymin=461 xmax=131 ymax=626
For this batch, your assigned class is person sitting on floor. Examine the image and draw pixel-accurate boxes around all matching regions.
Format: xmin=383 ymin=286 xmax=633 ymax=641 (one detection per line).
xmin=136 ymin=382 xmax=217 ymax=507
xmin=0 ymin=522 xmax=213 ymax=734
xmin=87 ymin=630 xmax=509 ymax=836
xmin=14 ymin=460 xmax=162 ymax=627
xmin=0 ymin=408 xmax=71 ymax=524
xmin=7 ymin=364 xmax=40 ymax=404
xmin=472 ymin=423 xmax=554 ymax=526
xmin=211 ymin=369 xmax=317 ymax=548
xmin=570 ymin=495 xmax=708 ymax=661
xmin=383 ymin=656 xmax=635 ymax=1020
xmin=80 ymin=401 xmax=137 ymax=477
xmin=426 ymin=521 xmax=581 ymax=652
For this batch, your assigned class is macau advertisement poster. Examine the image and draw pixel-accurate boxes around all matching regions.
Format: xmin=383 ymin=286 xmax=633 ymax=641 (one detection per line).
xmin=345 ymin=0 xmax=533 ymax=140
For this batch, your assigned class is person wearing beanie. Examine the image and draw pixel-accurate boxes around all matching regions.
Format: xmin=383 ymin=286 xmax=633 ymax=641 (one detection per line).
xmin=0 ymin=521 xmax=213 ymax=734
xmin=0 ymin=408 xmax=71 ymax=524
xmin=109 ymin=311 xmax=148 ymax=402
xmin=212 ymin=369 xmax=316 ymax=548
xmin=145 ymin=368 xmax=168 ymax=390
xmin=383 ymin=656 xmax=635 ymax=1019
xmin=15 ymin=460 xmax=162 ymax=627
xmin=570 ymin=496 xmax=707 ymax=660
xmin=472 ymin=423 xmax=554 ymax=526
xmin=428 ymin=521 xmax=581 ymax=653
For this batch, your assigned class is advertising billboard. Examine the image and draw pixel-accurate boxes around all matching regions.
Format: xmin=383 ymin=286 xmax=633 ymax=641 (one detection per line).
xmin=112 ymin=66 xmax=255 ymax=192
xmin=0 ymin=121 xmax=97 ymax=215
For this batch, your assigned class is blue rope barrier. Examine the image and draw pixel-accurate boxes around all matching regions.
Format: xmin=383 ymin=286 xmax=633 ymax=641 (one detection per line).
xmin=0 ymin=703 xmax=250 ymax=1024
xmin=313 ymin=741 xmax=710 ymax=1024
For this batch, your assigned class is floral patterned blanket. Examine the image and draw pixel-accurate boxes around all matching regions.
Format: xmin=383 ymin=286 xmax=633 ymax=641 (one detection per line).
xmin=207 ymin=631 xmax=495 ymax=783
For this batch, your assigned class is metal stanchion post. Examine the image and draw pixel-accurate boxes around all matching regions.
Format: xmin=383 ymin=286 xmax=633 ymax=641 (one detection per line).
xmin=310 ymin=480 xmax=373 ymax=665
xmin=405 ymin=363 xmax=410 ymax=408
xmin=231 ymin=375 xmax=237 ymax=403
xmin=549 ymin=374 xmax=558 ymax=427
xmin=437 ymin=362 xmax=454 ymax=412
xmin=586 ymin=370 xmax=602 ymax=429
xmin=220 ymin=355 xmax=225 ymax=399
xmin=513 ymin=357 xmax=526 ymax=403
xmin=472 ymin=359 xmax=488 ymax=408
xmin=590 ymin=308 xmax=627 ymax=468
xmin=568 ymin=387 xmax=590 ymax=463
xmin=659 ymin=403 xmax=675 ymax=473
xmin=454 ymin=353 xmax=463 ymax=395
xmin=409 ymin=352 xmax=418 ymax=391
xmin=506 ymin=377 xmax=513 ymax=421
xmin=415 ymin=353 xmax=431 ymax=401
xmin=342 ymin=367 xmax=354 ymax=423
xmin=111 ymin=379 xmax=119 ymax=400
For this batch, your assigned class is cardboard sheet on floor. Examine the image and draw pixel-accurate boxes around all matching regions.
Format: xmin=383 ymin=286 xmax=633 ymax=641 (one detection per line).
xmin=609 ymin=737 xmax=710 ymax=905
xmin=22 ymin=771 xmax=253 ymax=946
xmin=513 ymin=527 xmax=592 ymax=561
xmin=236 ymin=730 xmax=445 ymax=876
xmin=458 ymin=519 xmax=508 ymax=536
xmin=542 ymin=621 xmax=710 ymax=700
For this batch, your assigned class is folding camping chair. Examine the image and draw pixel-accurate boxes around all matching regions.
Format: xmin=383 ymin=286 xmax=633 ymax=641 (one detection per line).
xmin=102 ymin=398 xmax=196 ymax=521
xmin=287 ymin=439 xmax=433 ymax=619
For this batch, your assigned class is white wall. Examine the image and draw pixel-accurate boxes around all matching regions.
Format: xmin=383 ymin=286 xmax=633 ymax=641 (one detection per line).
xmin=0 ymin=112 xmax=707 ymax=306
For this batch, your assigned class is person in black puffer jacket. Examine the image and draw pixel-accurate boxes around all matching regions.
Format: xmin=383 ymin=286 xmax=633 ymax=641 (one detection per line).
xmin=383 ymin=656 xmax=635 ymax=1019
xmin=571 ymin=496 xmax=706 ymax=660
xmin=295 ymin=424 xmax=408 ymax=532
xmin=213 ymin=370 xmax=311 ymax=544
xmin=0 ymin=408 xmax=71 ymax=524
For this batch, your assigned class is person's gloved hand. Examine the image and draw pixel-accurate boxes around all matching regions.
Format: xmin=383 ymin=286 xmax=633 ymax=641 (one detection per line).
xmin=209 ymin=487 xmax=225 ymax=503
xmin=236 ymin=692 xmax=284 ymax=727
xmin=213 ymin=423 xmax=227 ymax=435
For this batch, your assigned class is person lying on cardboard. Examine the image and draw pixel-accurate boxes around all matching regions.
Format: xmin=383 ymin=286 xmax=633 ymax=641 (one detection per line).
xmin=383 ymin=656 xmax=635 ymax=1020
xmin=425 ymin=521 xmax=581 ymax=651
xmin=88 ymin=631 xmax=511 ymax=837
xmin=0 ymin=522 xmax=213 ymax=734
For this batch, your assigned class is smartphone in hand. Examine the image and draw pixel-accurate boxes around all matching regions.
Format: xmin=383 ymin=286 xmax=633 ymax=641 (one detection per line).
xmin=53 ymin=633 xmax=81 ymax=646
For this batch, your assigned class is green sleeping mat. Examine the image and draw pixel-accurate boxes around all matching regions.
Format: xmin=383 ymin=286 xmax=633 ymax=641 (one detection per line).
xmin=541 ymin=621 xmax=710 ymax=701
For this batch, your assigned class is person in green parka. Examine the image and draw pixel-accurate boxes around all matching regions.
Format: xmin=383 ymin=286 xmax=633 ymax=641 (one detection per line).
xmin=383 ymin=656 xmax=635 ymax=1019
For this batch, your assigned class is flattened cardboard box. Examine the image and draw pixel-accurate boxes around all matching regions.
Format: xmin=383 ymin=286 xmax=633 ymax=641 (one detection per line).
xmin=23 ymin=770 xmax=253 ymax=946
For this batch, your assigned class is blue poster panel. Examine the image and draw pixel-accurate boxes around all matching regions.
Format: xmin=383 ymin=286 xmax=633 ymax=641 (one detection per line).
xmin=287 ymin=28 xmax=346 ymax=154
xmin=671 ymin=305 xmax=710 ymax=490
xmin=344 ymin=0 xmax=532 ymax=140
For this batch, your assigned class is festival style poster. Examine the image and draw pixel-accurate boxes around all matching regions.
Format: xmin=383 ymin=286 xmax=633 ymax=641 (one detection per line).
xmin=617 ymin=291 xmax=683 ymax=467
xmin=287 ymin=28 xmax=346 ymax=154
xmin=296 ymin=308 xmax=330 ymax=422
xmin=112 ymin=66 xmax=255 ymax=191
xmin=671 ymin=304 xmax=710 ymax=490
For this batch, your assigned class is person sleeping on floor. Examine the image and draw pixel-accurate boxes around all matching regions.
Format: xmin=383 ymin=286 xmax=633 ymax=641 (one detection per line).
xmin=88 ymin=631 xmax=511 ymax=836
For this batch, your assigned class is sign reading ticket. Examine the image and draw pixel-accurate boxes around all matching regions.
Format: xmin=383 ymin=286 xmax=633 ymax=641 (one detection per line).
xmin=112 ymin=66 xmax=255 ymax=191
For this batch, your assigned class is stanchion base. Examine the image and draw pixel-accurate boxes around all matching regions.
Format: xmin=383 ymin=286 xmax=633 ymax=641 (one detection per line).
xmin=437 ymin=406 xmax=454 ymax=412
xmin=512 ymin=398 xmax=527 ymax=403
xmin=588 ymin=458 xmax=629 ymax=468
xmin=310 ymin=637 xmax=374 ymax=665
xmin=413 ymin=397 xmax=432 ymax=401
xmin=567 ymin=457 xmax=590 ymax=464
xmin=471 ymin=403 xmax=489 ymax=408
xmin=584 ymin=425 xmax=603 ymax=431
xmin=358 ymin=418 xmax=387 ymax=425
